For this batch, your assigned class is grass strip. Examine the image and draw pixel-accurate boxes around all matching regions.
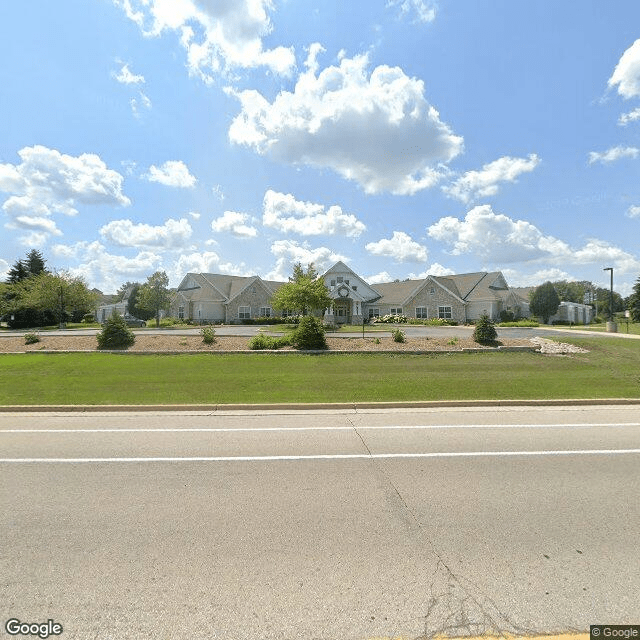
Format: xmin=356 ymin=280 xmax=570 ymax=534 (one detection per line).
xmin=0 ymin=337 xmax=638 ymax=405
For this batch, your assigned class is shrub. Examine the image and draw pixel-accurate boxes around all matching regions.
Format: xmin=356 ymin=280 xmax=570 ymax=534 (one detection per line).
xmin=248 ymin=334 xmax=292 ymax=350
xmin=391 ymin=328 xmax=406 ymax=343
xmin=473 ymin=314 xmax=498 ymax=345
xmin=498 ymin=320 xmax=539 ymax=327
xmin=97 ymin=312 xmax=135 ymax=350
xmin=82 ymin=313 xmax=95 ymax=323
xmin=291 ymin=316 xmax=327 ymax=350
xmin=373 ymin=314 xmax=408 ymax=324
xmin=200 ymin=326 xmax=216 ymax=345
xmin=24 ymin=332 xmax=40 ymax=345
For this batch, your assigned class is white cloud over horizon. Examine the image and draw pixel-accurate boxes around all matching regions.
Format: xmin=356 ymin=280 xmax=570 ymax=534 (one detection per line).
xmin=428 ymin=205 xmax=640 ymax=274
xmin=228 ymin=46 xmax=463 ymax=195
xmin=266 ymin=239 xmax=348 ymax=281
xmin=99 ymin=217 xmax=193 ymax=248
xmin=365 ymin=231 xmax=428 ymax=262
xmin=262 ymin=190 xmax=366 ymax=237
xmin=0 ymin=145 xmax=130 ymax=243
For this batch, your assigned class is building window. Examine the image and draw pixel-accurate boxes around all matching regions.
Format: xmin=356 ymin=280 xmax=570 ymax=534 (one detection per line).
xmin=368 ymin=308 xmax=380 ymax=319
xmin=438 ymin=306 xmax=452 ymax=319
xmin=239 ymin=306 xmax=251 ymax=319
xmin=430 ymin=288 xmax=435 ymax=294
xmin=352 ymin=285 xmax=357 ymax=291
xmin=416 ymin=307 xmax=428 ymax=318
xmin=259 ymin=306 xmax=271 ymax=317
xmin=337 ymin=276 xmax=343 ymax=283
xmin=281 ymin=309 xmax=293 ymax=317
xmin=178 ymin=306 xmax=184 ymax=320
xmin=330 ymin=279 xmax=336 ymax=286
xmin=390 ymin=307 xmax=403 ymax=315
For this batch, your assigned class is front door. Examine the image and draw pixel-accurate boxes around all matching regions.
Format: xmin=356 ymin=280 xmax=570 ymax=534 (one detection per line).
xmin=333 ymin=300 xmax=350 ymax=324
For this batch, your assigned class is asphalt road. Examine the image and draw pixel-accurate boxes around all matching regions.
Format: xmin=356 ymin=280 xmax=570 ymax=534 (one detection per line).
xmin=2 ymin=405 xmax=640 ymax=639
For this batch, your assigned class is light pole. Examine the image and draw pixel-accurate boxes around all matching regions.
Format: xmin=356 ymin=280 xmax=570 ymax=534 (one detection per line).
xmin=603 ymin=267 xmax=616 ymax=332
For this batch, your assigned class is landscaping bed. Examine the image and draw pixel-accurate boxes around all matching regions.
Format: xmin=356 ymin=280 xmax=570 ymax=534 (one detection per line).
xmin=0 ymin=334 xmax=536 ymax=353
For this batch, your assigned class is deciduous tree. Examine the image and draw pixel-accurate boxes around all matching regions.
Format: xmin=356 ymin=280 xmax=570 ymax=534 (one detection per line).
xmin=270 ymin=262 xmax=331 ymax=316
xmin=529 ymin=281 xmax=560 ymax=324
xmin=137 ymin=271 xmax=171 ymax=327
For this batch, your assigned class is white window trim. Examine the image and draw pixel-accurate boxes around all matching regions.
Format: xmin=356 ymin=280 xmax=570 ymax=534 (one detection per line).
xmin=239 ymin=306 xmax=251 ymax=319
xmin=390 ymin=307 xmax=403 ymax=315
xmin=259 ymin=306 xmax=271 ymax=317
xmin=438 ymin=306 xmax=452 ymax=319
xmin=368 ymin=308 xmax=380 ymax=318
xmin=416 ymin=306 xmax=428 ymax=319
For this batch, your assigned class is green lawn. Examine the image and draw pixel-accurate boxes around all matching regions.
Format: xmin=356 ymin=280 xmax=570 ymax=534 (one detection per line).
xmin=0 ymin=337 xmax=638 ymax=405
xmin=559 ymin=321 xmax=640 ymax=335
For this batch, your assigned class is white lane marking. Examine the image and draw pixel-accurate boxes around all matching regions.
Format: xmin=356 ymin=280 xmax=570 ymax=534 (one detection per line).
xmin=2 ymin=422 xmax=640 ymax=433
xmin=2 ymin=449 xmax=640 ymax=462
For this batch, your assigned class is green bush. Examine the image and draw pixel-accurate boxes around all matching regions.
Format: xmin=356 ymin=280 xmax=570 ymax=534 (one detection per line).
xmin=248 ymin=334 xmax=292 ymax=350
xmin=291 ymin=316 xmax=327 ymax=350
xmin=391 ymin=328 xmax=406 ymax=343
xmin=473 ymin=314 xmax=498 ymax=345
xmin=498 ymin=320 xmax=539 ymax=327
xmin=24 ymin=332 xmax=40 ymax=345
xmin=200 ymin=326 xmax=216 ymax=345
xmin=97 ymin=313 xmax=135 ymax=350
xmin=82 ymin=313 xmax=95 ymax=323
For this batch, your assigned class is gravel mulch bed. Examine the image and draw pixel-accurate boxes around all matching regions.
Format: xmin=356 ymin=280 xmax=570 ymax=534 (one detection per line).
xmin=0 ymin=334 xmax=537 ymax=353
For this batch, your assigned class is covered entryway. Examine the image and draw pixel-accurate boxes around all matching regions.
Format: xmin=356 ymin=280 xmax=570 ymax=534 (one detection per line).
xmin=333 ymin=299 xmax=351 ymax=324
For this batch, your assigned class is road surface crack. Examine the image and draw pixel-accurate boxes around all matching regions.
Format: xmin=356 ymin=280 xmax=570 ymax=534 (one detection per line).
xmin=347 ymin=418 xmax=535 ymax=639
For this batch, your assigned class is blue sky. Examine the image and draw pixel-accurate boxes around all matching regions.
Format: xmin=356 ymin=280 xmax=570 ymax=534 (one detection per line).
xmin=1 ymin=0 xmax=639 ymax=295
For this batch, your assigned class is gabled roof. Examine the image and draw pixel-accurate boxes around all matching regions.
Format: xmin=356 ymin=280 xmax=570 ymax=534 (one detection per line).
xmin=369 ymin=280 xmax=424 ymax=305
xmin=177 ymin=272 xmax=286 ymax=303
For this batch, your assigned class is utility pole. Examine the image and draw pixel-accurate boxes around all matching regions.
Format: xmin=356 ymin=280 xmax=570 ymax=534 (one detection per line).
xmin=603 ymin=267 xmax=616 ymax=332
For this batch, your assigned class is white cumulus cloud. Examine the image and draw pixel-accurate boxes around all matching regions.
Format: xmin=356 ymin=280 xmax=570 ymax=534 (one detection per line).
xmin=428 ymin=204 xmax=640 ymax=274
xmin=365 ymin=231 xmax=428 ymax=262
xmin=54 ymin=241 xmax=163 ymax=292
xmin=211 ymin=211 xmax=258 ymax=238
xmin=588 ymin=145 xmax=639 ymax=164
xmin=0 ymin=145 xmax=130 ymax=242
xmin=145 ymin=160 xmax=196 ymax=187
xmin=262 ymin=190 xmax=366 ymax=237
xmin=228 ymin=46 xmax=463 ymax=195
xmin=116 ymin=0 xmax=295 ymax=81
xmin=99 ymin=217 xmax=193 ymax=248
xmin=266 ymin=239 xmax=348 ymax=280
xmin=608 ymin=38 xmax=640 ymax=99
xmin=443 ymin=154 xmax=540 ymax=203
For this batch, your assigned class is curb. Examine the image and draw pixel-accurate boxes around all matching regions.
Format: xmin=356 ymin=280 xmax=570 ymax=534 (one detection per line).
xmin=1 ymin=399 xmax=639 ymax=412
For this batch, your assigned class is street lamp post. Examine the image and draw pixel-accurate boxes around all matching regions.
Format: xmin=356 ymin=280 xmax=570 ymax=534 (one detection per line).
xmin=603 ymin=267 xmax=616 ymax=332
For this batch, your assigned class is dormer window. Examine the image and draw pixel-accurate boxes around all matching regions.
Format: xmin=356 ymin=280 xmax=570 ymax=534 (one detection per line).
xmin=337 ymin=276 xmax=343 ymax=283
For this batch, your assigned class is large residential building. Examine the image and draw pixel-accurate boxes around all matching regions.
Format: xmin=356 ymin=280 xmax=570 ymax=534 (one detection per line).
xmin=169 ymin=261 xmax=532 ymax=324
